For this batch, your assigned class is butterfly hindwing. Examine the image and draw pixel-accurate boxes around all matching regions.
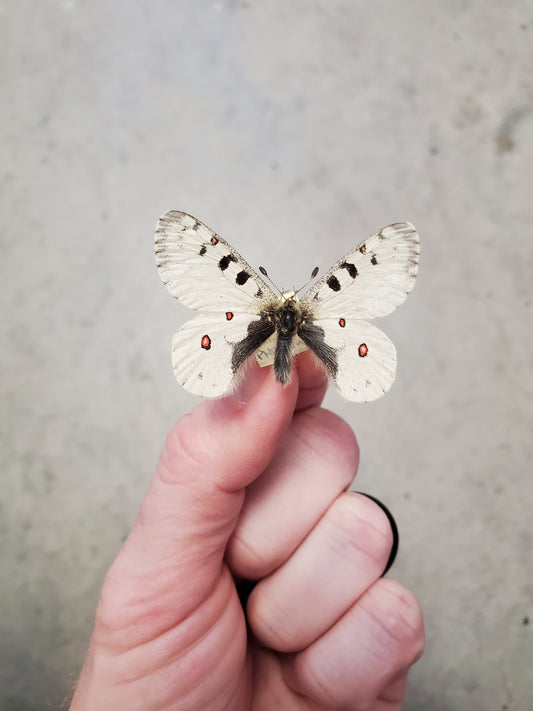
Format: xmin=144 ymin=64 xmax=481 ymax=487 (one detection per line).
xmin=155 ymin=211 xmax=276 ymax=313
xmin=303 ymin=222 xmax=419 ymax=320
xmin=172 ymin=311 xmax=275 ymax=397
xmin=307 ymin=317 xmax=397 ymax=402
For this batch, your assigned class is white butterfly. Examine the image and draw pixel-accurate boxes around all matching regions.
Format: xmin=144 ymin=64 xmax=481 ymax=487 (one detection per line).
xmin=155 ymin=211 xmax=419 ymax=402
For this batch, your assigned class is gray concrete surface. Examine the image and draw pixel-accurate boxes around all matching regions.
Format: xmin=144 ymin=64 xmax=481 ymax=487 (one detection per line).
xmin=1 ymin=1 xmax=532 ymax=708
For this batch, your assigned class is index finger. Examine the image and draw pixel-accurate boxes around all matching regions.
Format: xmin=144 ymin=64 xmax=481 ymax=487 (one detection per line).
xmin=294 ymin=350 xmax=329 ymax=410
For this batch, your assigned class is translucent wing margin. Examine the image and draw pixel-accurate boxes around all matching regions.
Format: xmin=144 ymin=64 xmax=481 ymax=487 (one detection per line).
xmin=155 ymin=211 xmax=276 ymax=313
xmin=303 ymin=222 xmax=419 ymax=319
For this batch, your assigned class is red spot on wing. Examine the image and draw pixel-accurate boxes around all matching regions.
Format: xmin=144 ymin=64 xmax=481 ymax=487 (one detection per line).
xmin=358 ymin=343 xmax=368 ymax=357
xmin=211 ymin=236 xmax=218 ymax=245
xmin=359 ymin=244 xmax=366 ymax=254
xmin=201 ymin=335 xmax=211 ymax=350
xmin=226 ymin=312 xmax=234 ymax=320
xmin=339 ymin=318 xmax=346 ymax=327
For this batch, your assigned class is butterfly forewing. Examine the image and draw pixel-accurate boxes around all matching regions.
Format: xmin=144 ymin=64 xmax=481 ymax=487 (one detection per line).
xmin=303 ymin=222 xmax=419 ymax=320
xmin=155 ymin=211 xmax=276 ymax=313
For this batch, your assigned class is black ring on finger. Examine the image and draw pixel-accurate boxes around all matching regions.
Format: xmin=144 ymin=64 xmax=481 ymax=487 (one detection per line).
xmin=356 ymin=492 xmax=399 ymax=576
xmin=236 ymin=578 xmax=257 ymax=610
xmin=236 ymin=493 xmax=400 ymax=611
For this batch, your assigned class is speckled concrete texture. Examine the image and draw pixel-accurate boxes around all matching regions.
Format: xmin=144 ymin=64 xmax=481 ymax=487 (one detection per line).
xmin=1 ymin=2 xmax=532 ymax=708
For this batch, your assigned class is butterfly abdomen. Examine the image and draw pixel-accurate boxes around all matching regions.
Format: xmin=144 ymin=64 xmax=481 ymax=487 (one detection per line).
xmin=273 ymin=333 xmax=293 ymax=384
xmin=272 ymin=299 xmax=302 ymax=384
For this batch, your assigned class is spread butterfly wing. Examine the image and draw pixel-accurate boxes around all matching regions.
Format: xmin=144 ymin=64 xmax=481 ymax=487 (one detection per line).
xmin=171 ymin=311 xmax=275 ymax=397
xmin=155 ymin=211 xmax=278 ymax=396
xmin=305 ymin=317 xmax=397 ymax=402
xmin=155 ymin=210 xmax=276 ymax=312
xmin=304 ymin=222 xmax=419 ymax=319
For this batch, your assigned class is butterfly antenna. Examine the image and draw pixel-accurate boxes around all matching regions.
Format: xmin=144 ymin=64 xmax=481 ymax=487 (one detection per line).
xmin=259 ymin=266 xmax=282 ymax=295
xmin=295 ymin=266 xmax=320 ymax=295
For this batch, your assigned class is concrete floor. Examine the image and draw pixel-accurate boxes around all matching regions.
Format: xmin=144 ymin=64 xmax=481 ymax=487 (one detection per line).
xmin=1 ymin=1 xmax=532 ymax=708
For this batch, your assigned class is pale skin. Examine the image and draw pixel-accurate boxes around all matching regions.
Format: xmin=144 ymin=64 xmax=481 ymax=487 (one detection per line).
xmin=70 ymin=353 xmax=424 ymax=710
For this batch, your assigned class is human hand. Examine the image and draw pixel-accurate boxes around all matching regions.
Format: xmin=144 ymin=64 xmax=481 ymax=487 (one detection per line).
xmin=70 ymin=354 xmax=424 ymax=710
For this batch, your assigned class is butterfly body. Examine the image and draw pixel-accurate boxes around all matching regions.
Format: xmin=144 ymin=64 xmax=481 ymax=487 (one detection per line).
xmin=260 ymin=294 xmax=301 ymax=385
xmin=155 ymin=211 xmax=419 ymax=402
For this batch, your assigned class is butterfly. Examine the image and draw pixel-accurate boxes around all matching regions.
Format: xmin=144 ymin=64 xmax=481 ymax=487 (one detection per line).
xmin=155 ymin=211 xmax=419 ymax=402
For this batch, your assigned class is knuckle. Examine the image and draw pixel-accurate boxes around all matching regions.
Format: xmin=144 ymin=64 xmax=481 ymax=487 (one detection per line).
xmin=226 ymin=528 xmax=273 ymax=579
xmin=373 ymin=579 xmax=425 ymax=666
xmin=158 ymin=411 xmax=218 ymax=484
xmin=159 ymin=414 xmax=200 ymax=476
xmin=247 ymin=591 xmax=292 ymax=652
xmin=297 ymin=408 xmax=359 ymax=487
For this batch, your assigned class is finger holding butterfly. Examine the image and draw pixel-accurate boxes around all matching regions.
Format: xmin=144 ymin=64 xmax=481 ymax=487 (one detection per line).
xmin=70 ymin=363 xmax=301 ymax=710
xmin=226 ymin=360 xmax=423 ymax=709
xmin=226 ymin=394 xmax=359 ymax=580
xmin=225 ymin=349 xmax=345 ymax=580
xmin=293 ymin=349 xmax=329 ymax=410
xmin=70 ymin=351 xmax=423 ymax=710
xmin=226 ymin=361 xmax=392 ymax=632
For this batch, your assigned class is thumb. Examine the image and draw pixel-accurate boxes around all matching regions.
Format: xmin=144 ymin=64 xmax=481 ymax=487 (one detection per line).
xmin=93 ymin=364 xmax=299 ymax=648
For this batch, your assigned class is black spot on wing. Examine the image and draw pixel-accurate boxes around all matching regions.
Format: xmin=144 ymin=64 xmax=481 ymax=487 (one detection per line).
xmin=219 ymin=254 xmax=237 ymax=271
xmin=371 ymin=255 xmax=378 ymax=265
xmin=199 ymin=245 xmax=207 ymax=256
xmin=326 ymin=275 xmax=341 ymax=292
xmin=231 ymin=315 xmax=275 ymax=373
xmin=298 ymin=321 xmax=338 ymax=377
xmin=340 ymin=261 xmax=358 ymax=279
xmin=236 ymin=270 xmax=250 ymax=285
